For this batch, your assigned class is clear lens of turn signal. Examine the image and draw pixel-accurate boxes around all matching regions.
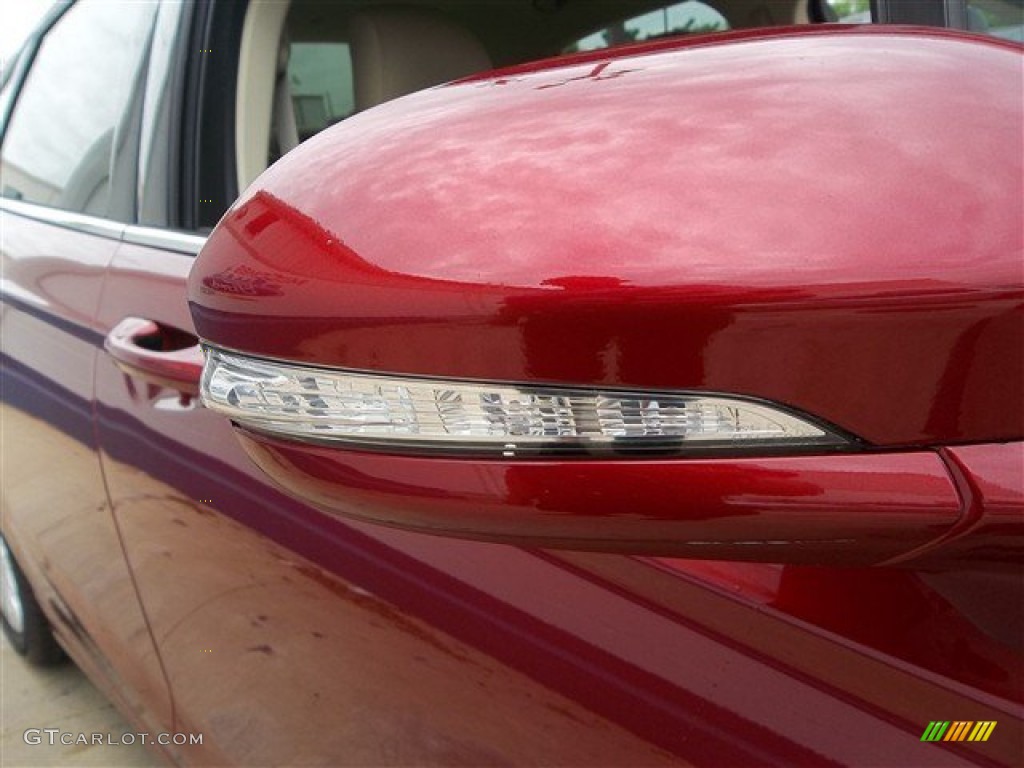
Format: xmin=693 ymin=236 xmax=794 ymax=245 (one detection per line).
xmin=201 ymin=346 xmax=849 ymax=457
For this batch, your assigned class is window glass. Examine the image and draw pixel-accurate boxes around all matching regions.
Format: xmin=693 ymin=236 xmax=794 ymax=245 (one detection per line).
xmin=825 ymin=0 xmax=872 ymax=22
xmin=287 ymin=42 xmax=354 ymax=142
xmin=566 ymin=1 xmax=729 ymax=53
xmin=968 ymin=0 xmax=1024 ymax=40
xmin=823 ymin=0 xmax=1022 ymax=37
xmin=0 ymin=47 xmax=23 ymax=131
xmin=138 ymin=0 xmax=189 ymax=227
xmin=0 ymin=0 xmax=156 ymax=217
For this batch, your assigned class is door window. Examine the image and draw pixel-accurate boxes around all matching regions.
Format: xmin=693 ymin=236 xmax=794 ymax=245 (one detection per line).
xmin=0 ymin=0 xmax=156 ymax=218
xmin=825 ymin=0 xmax=872 ymax=22
xmin=287 ymin=42 xmax=355 ymax=142
xmin=967 ymin=0 xmax=1024 ymax=39
xmin=566 ymin=1 xmax=730 ymax=53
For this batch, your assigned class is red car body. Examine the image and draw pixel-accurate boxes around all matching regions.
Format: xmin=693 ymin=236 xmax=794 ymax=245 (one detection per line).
xmin=2 ymin=9 xmax=1022 ymax=768
xmin=190 ymin=26 xmax=1023 ymax=567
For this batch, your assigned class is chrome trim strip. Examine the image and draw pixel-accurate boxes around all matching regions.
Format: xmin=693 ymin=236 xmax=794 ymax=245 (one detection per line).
xmin=0 ymin=198 xmax=207 ymax=255
xmin=0 ymin=198 xmax=125 ymax=240
xmin=123 ymin=225 xmax=207 ymax=255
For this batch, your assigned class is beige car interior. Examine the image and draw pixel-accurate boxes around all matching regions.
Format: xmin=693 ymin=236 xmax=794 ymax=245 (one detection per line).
xmin=236 ymin=0 xmax=809 ymax=192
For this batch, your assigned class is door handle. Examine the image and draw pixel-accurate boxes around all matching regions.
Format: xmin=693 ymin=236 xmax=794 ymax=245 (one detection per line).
xmin=105 ymin=317 xmax=204 ymax=396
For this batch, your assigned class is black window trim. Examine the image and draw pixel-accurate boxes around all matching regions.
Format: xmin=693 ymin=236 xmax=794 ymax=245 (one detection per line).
xmin=871 ymin=0 xmax=971 ymax=27
xmin=180 ymin=0 xmax=247 ymax=233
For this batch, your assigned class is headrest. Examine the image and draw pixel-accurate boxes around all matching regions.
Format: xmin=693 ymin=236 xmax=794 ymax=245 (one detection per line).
xmin=350 ymin=6 xmax=492 ymax=112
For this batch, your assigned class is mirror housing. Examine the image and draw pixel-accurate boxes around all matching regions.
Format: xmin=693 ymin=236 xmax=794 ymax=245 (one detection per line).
xmin=189 ymin=28 xmax=1022 ymax=564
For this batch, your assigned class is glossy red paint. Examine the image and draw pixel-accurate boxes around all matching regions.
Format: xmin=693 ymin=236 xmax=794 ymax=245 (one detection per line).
xmin=571 ymin=553 xmax=1024 ymax=764
xmin=189 ymin=28 xmax=1024 ymax=447
xmin=920 ymin=442 xmax=1024 ymax=566
xmin=234 ymin=427 xmax=963 ymax=564
xmin=0 ymin=210 xmax=174 ymax=735
xmin=104 ymin=317 xmax=203 ymax=396
xmin=15 ymin=320 xmax=1022 ymax=765
xmin=4 ymin=19 xmax=1023 ymax=768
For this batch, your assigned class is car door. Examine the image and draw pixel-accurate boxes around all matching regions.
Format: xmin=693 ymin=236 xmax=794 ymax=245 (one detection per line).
xmin=94 ymin=3 xmax=1021 ymax=768
xmin=0 ymin=0 xmax=171 ymax=733
xmin=90 ymin=3 xmax=706 ymax=761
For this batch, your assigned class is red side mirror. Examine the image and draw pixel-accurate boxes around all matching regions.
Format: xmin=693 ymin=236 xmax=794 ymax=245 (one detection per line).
xmin=189 ymin=29 xmax=1023 ymax=565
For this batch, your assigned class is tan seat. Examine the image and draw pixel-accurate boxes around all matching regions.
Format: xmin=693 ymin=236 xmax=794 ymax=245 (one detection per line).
xmin=350 ymin=6 xmax=492 ymax=112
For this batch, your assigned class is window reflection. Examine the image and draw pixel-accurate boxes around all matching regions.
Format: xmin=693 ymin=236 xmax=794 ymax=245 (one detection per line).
xmin=566 ymin=1 xmax=730 ymax=54
xmin=0 ymin=0 xmax=156 ymax=218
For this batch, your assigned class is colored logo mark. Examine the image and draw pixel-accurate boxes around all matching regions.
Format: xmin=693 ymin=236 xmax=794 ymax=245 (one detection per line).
xmin=921 ymin=721 xmax=996 ymax=742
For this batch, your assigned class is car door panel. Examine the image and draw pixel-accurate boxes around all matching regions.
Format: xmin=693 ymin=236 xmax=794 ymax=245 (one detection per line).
xmin=95 ymin=239 xmax=1023 ymax=765
xmin=0 ymin=209 xmax=172 ymax=733
xmin=94 ymin=242 xmax=693 ymax=766
xmin=934 ymin=443 xmax=1024 ymax=564
xmin=4 ymin=2 xmax=1021 ymax=765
